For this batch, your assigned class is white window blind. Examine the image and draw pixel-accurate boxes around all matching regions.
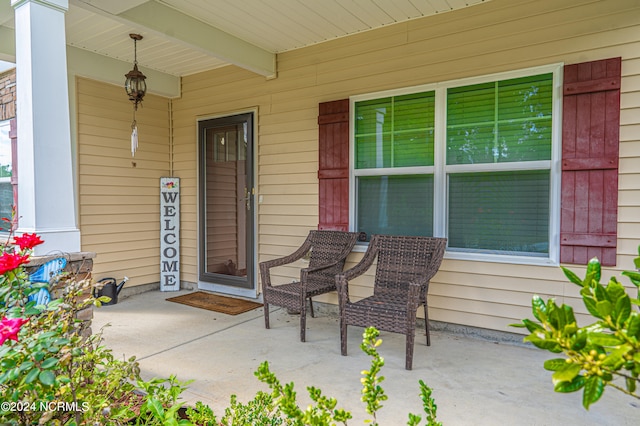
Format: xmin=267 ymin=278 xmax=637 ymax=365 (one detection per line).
xmin=352 ymin=67 xmax=558 ymax=260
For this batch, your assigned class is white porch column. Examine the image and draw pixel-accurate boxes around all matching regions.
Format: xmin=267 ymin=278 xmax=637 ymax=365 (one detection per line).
xmin=12 ymin=0 xmax=80 ymax=255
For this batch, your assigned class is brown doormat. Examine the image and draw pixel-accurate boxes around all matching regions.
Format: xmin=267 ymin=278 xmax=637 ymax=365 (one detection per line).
xmin=166 ymin=291 xmax=262 ymax=315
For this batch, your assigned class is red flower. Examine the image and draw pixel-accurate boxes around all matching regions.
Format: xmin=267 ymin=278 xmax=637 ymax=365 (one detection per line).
xmin=0 ymin=317 xmax=28 ymax=345
xmin=0 ymin=252 xmax=30 ymax=275
xmin=13 ymin=233 xmax=44 ymax=251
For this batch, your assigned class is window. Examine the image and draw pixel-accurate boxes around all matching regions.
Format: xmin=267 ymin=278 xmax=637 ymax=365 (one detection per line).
xmin=351 ymin=65 xmax=561 ymax=263
xmin=0 ymin=120 xmax=13 ymax=232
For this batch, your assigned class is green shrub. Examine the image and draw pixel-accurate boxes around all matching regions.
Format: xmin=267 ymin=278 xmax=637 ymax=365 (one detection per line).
xmin=211 ymin=326 xmax=441 ymax=426
xmin=512 ymin=246 xmax=640 ymax=409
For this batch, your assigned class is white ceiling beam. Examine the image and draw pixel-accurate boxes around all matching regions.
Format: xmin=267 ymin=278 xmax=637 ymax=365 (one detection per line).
xmin=74 ymin=0 xmax=276 ymax=79
xmin=67 ymin=46 xmax=180 ymax=98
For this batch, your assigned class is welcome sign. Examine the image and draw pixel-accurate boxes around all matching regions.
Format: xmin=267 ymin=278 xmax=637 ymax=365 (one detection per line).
xmin=160 ymin=177 xmax=180 ymax=291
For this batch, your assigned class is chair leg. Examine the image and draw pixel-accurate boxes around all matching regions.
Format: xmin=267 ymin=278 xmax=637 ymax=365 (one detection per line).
xmin=300 ymin=297 xmax=307 ymax=342
xmin=406 ymin=328 xmax=416 ymax=370
xmin=308 ymin=297 xmax=315 ymax=318
xmin=264 ymin=301 xmax=270 ymax=329
xmin=424 ymin=303 xmax=431 ymax=346
xmin=340 ymin=319 xmax=348 ymax=356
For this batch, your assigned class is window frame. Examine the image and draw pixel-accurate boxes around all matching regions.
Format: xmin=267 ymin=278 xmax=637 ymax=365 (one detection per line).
xmin=349 ymin=63 xmax=563 ymax=266
xmin=0 ymin=119 xmax=13 ymax=234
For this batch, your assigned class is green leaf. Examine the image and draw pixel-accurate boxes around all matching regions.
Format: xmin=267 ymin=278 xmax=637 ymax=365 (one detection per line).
xmin=582 ymin=376 xmax=604 ymax=409
xmin=595 ymin=300 xmax=612 ymax=317
xmin=521 ymin=319 xmax=544 ymax=334
xmin=37 ymin=331 xmax=58 ymax=340
xmin=586 ymin=257 xmax=601 ymax=283
xmin=593 ymin=283 xmax=608 ymax=303
xmin=524 ymin=335 xmax=562 ymax=353
xmin=606 ymin=279 xmax=626 ymax=301
xmin=543 ymin=358 xmax=568 ymax=371
xmin=583 ymin=296 xmax=603 ymax=319
xmin=532 ymin=295 xmax=548 ymax=322
xmin=562 ymin=267 xmax=583 ymax=287
xmin=589 ymin=332 xmax=624 ymax=347
xmin=1 ymin=358 xmax=16 ymax=369
xmin=19 ymin=360 xmax=34 ymax=372
xmin=554 ymin=375 xmax=585 ymax=393
xmin=38 ymin=370 xmax=55 ymax=386
xmin=41 ymin=357 xmax=58 ymax=369
xmin=614 ymin=294 xmax=631 ymax=327
xmin=626 ymin=377 xmax=637 ymax=394
xmin=571 ymin=329 xmax=588 ymax=350
xmin=54 ymin=337 xmax=70 ymax=346
xmin=548 ymin=303 xmax=564 ymax=329
xmin=563 ymin=305 xmax=576 ymax=327
xmin=8 ymin=367 xmax=20 ymax=381
xmin=45 ymin=298 xmax=63 ymax=309
xmin=552 ymin=363 xmax=582 ymax=383
xmin=146 ymin=399 xmax=164 ymax=419
xmin=601 ymin=346 xmax=628 ymax=369
xmin=24 ymin=367 xmax=40 ymax=385
xmin=23 ymin=306 xmax=41 ymax=316
xmin=56 ymin=375 xmax=71 ymax=384
xmin=627 ymin=314 xmax=640 ymax=338
xmin=622 ymin=271 xmax=640 ymax=287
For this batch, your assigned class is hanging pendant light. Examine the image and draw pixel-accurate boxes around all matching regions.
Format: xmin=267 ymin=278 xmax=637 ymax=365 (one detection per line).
xmin=124 ymin=33 xmax=146 ymax=156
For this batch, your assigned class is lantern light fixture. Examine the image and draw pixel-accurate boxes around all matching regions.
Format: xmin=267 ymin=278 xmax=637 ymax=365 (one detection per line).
xmin=125 ymin=33 xmax=146 ymax=109
xmin=124 ymin=33 xmax=146 ymax=157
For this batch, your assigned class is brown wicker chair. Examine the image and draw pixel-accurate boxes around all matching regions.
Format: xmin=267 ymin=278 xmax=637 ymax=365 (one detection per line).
xmin=336 ymin=234 xmax=446 ymax=370
xmin=260 ymin=230 xmax=358 ymax=342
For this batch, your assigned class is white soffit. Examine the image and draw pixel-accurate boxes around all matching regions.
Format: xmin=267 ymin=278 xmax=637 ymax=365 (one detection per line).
xmin=2 ymin=0 xmax=491 ymax=79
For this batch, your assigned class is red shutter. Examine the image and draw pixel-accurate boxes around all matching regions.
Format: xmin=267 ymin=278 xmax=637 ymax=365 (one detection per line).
xmin=561 ymin=57 xmax=621 ymax=266
xmin=318 ymin=99 xmax=349 ymax=231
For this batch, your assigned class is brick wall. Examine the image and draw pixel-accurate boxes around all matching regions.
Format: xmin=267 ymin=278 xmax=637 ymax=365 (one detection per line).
xmin=1 ymin=68 xmax=16 ymax=121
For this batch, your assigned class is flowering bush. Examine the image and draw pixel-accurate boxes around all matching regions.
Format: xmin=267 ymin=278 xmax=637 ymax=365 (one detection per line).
xmin=0 ymin=233 xmax=143 ymax=425
xmin=0 ymin=316 xmax=28 ymax=345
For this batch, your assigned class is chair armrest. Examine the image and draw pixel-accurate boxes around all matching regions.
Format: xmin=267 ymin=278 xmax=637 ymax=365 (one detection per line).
xmin=335 ymin=272 xmax=351 ymax=308
xmin=259 ymin=236 xmax=313 ymax=290
xmin=259 ymin=238 xmax=313 ymax=270
xmin=422 ymin=238 xmax=447 ymax=282
xmin=302 ymin=257 xmax=344 ymax=274
xmin=406 ymin=281 xmax=422 ymax=311
xmin=335 ymin=236 xmax=381 ymax=308
xmin=340 ymin=238 xmax=379 ymax=282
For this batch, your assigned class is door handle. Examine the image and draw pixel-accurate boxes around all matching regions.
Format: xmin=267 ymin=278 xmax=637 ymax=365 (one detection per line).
xmin=243 ymin=187 xmax=254 ymax=211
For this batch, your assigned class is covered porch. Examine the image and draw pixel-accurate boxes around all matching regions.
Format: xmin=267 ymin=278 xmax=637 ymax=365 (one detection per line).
xmin=92 ymin=290 xmax=637 ymax=425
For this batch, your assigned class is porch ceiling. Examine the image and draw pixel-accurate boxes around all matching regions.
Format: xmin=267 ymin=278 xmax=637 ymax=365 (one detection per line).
xmin=0 ymin=0 xmax=489 ymax=85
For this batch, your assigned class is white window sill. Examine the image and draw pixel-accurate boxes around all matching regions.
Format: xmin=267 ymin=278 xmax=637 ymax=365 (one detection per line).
xmin=352 ymin=242 xmax=559 ymax=267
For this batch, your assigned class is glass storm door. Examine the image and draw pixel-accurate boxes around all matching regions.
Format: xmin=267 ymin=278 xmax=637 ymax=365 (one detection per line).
xmin=198 ymin=113 xmax=255 ymax=293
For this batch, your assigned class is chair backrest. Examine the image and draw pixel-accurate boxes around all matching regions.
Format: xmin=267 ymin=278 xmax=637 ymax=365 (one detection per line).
xmin=370 ymin=235 xmax=446 ymax=295
xmin=307 ymin=230 xmax=358 ymax=281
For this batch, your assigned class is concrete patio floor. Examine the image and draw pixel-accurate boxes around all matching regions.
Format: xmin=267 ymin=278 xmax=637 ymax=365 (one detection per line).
xmin=92 ymin=289 xmax=638 ymax=425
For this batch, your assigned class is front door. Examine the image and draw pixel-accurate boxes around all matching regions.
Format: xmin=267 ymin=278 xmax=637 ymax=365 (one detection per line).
xmin=198 ymin=112 xmax=255 ymax=296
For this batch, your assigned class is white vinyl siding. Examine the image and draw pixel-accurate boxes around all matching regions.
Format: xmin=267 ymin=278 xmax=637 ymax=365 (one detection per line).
xmin=167 ymin=0 xmax=639 ymax=334
xmin=76 ymin=77 xmax=171 ymax=287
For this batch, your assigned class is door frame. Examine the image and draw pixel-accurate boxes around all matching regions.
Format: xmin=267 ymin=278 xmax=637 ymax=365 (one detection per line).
xmin=196 ymin=109 xmax=258 ymax=299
